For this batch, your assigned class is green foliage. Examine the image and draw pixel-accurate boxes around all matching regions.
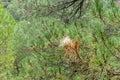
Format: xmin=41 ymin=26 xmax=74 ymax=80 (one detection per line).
xmin=0 ymin=2 xmax=16 ymax=80
xmin=6 ymin=0 xmax=58 ymax=20
xmin=1 ymin=0 xmax=120 ymax=80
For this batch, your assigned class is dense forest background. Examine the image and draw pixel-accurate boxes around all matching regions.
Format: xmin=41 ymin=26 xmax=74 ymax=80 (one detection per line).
xmin=1 ymin=0 xmax=120 ymax=80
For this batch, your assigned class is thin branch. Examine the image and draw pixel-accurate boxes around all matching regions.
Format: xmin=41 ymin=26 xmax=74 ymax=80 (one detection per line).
xmin=107 ymin=69 xmax=120 ymax=76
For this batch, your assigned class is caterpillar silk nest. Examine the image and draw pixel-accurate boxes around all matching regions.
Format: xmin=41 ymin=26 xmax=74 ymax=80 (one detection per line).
xmin=60 ymin=36 xmax=82 ymax=63
xmin=60 ymin=36 xmax=72 ymax=47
